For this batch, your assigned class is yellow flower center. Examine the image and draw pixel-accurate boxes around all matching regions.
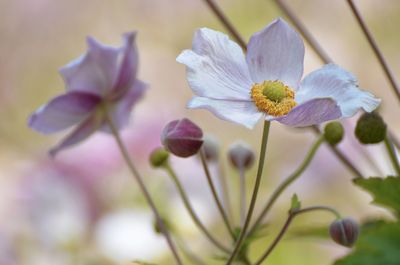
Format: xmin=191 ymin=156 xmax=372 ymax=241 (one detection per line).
xmin=250 ymin=80 xmax=297 ymax=116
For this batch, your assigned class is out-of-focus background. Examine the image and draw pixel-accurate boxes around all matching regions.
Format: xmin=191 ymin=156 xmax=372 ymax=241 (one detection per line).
xmin=0 ymin=0 xmax=399 ymax=264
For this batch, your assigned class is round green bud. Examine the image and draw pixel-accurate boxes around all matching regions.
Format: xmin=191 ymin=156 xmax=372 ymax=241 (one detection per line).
xmin=355 ymin=112 xmax=387 ymax=144
xmin=149 ymin=147 xmax=169 ymax=168
xmin=262 ymin=82 xmax=286 ymax=102
xmin=324 ymin=122 xmax=344 ymax=145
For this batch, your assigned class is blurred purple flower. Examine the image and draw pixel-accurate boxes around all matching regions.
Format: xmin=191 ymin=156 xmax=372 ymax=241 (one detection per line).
xmin=29 ymin=32 xmax=146 ymax=155
xmin=177 ymin=18 xmax=380 ymax=129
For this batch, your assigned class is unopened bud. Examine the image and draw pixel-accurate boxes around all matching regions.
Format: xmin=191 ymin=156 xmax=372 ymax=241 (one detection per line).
xmin=149 ymin=147 xmax=169 ymax=168
xmin=228 ymin=141 xmax=255 ymax=170
xmin=161 ymin=118 xmax=203 ymax=158
xmin=324 ymin=122 xmax=344 ymax=145
xmin=203 ymin=135 xmax=219 ymax=161
xmin=355 ymin=112 xmax=386 ymax=144
xmin=329 ymin=218 xmax=359 ymax=247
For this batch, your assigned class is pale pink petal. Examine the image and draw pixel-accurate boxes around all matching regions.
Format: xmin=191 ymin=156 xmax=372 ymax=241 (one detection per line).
xmin=246 ymin=18 xmax=304 ymax=89
xmin=49 ymin=114 xmax=103 ymax=156
xmin=59 ymin=37 xmax=121 ymax=95
xmin=28 ymin=92 xmax=101 ymax=134
xmin=297 ymin=64 xmax=381 ymax=117
xmin=177 ymin=28 xmax=252 ymax=100
xmin=101 ymin=80 xmax=147 ymax=132
xmin=272 ymin=98 xmax=341 ymax=127
xmin=111 ymin=32 xmax=139 ymax=99
xmin=187 ymin=96 xmax=262 ymax=129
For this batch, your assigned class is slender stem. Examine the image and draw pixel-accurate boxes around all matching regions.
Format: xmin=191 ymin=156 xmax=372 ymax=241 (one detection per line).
xmin=239 ymin=168 xmax=247 ymax=226
xmin=225 ymin=121 xmax=271 ymax=265
xmin=249 ymin=136 xmax=325 ymax=236
xmin=103 ymin=106 xmax=183 ymax=265
xmin=347 ymin=0 xmax=400 ymax=102
xmin=164 ymin=164 xmax=230 ymax=253
xmin=218 ymin=161 xmax=234 ymax=223
xmin=202 ymin=0 xmax=247 ymax=49
xmin=174 ymin=233 xmax=208 ymax=265
xmin=254 ymin=205 xmax=341 ymax=265
xmin=384 ymin=136 xmax=400 ymax=176
xmin=275 ymin=0 xmax=333 ymax=64
xmin=199 ymin=150 xmax=235 ymax=239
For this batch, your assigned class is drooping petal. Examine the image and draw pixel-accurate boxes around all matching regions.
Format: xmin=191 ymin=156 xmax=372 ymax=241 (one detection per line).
xmin=49 ymin=113 xmax=104 ymax=156
xmin=272 ymin=98 xmax=341 ymax=127
xmin=28 ymin=92 xmax=101 ymax=134
xmin=101 ymin=80 xmax=147 ymax=132
xmin=111 ymin=32 xmax=139 ymax=99
xmin=59 ymin=36 xmax=121 ymax=96
xmin=296 ymin=64 xmax=381 ymax=117
xmin=246 ymin=18 xmax=304 ymax=89
xmin=177 ymin=28 xmax=252 ymax=100
xmin=187 ymin=96 xmax=262 ymax=129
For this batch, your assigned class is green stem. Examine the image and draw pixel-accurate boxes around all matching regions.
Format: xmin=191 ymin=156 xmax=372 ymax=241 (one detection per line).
xmin=254 ymin=205 xmax=341 ymax=265
xmin=164 ymin=164 xmax=230 ymax=253
xmin=199 ymin=150 xmax=235 ymax=239
xmin=225 ymin=121 xmax=271 ymax=265
xmin=218 ymin=161 xmax=234 ymax=224
xmin=384 ymin=135 xmax=400 ymax=176
xmin=239 ymin=168 xmax=247 ymax=226
xmin=103 ymin=105 xmax=183 ymax=265
xmin=249 ymin=136 xmax=325 ymax=236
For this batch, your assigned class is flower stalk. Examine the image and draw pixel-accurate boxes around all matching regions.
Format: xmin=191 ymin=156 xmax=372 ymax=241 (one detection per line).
xmin=225 ymin=121 xmax=271 ymax=265
xmin=199 ymin=150 xmax=235 ymax=239
xmin=254 ymin=205 xmax=341 ymax=265
xmin=163 ymin=163 xmax=231 ymax=253
xmin=248 ymin=135 xmax=325 ymax=236
xmin=103 ymin=104 xmax=183 ymax=265
xmin=384 ymin=136 xmax=400 ymax=176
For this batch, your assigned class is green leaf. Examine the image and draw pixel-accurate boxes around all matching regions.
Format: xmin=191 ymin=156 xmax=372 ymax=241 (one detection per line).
xmin=334 ymin=221 xmax=400 ymax=265
xmin=290 ymin=193 xmax=301 ymax=214
xmin=354 ymin=176 xmax=400 ymax=215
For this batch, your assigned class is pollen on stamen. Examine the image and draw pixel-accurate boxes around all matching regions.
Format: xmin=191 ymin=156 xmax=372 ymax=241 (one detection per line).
xmin=250 ymin=80 xmax=297 ymax=116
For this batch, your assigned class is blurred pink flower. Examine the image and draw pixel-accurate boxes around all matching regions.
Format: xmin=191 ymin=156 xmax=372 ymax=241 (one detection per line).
xmin=29 ymin=32 xmax=146 ymax=155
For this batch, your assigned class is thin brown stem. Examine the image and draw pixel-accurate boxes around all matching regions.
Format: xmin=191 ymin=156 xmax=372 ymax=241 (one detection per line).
xmin=202 ymin=0 xmax=247 ymax=49
xmin=275 ymin=0 xmax=333 ymax=64
xmin=218 ymin=161 xmax=234 ymax=223
xmin=199 ymin=150 xmax=235 ymax=239
xmin=254 ymin=206 xmax=340 ymax=265
xmin=347 ymin=0 xmax=400 ymax=102
xmin=103 ymin=105 xmax=183 ymax=265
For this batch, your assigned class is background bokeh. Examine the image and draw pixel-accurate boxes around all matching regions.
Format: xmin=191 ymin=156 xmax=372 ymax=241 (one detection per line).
xmin=0 ymin=0 xmax=399 ymax=264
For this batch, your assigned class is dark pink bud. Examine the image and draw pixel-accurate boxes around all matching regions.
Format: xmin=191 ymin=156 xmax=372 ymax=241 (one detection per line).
xmin=161 ymin=118 xmax=203 ymax=158
xmin=329 ymin=218 xmax=359 ymax=247
xmin=228 ymin=141 xmax=255 ymax=170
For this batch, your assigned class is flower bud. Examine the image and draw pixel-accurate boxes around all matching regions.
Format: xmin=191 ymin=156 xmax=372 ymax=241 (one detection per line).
xmin=228 ymin=141 xmax=255 ymax=170
xmin=161 ymin=118 xmax=203 ymax=158
xmin=149 ymin=147 xmax=169 ymax=168
xmin=203 ymin=135 xmax=219 ymax=161
xmin=355 ymin=112 xmax=387 ymax=144
xmin=324 ymin=121 xmax=344 ymax=145
xmin=329 ymin=218 xmax=359 ymax=247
